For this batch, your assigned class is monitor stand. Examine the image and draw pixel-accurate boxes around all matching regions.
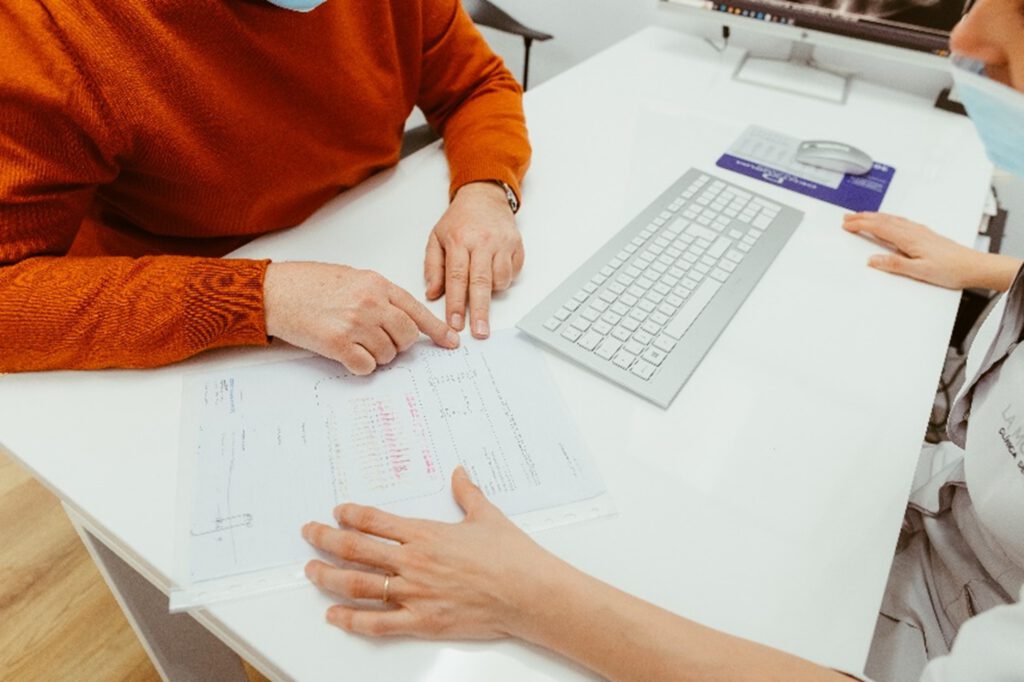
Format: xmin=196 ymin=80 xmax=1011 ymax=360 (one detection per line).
xmin=734 ymin=41 xmax=850 ymax=104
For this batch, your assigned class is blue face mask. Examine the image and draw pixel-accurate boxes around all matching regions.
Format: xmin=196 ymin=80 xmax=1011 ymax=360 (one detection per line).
xmin=950 ymin=55 xmax=1024 ymax=179
xmin=265 ymin=0 xmax=327 ymax=11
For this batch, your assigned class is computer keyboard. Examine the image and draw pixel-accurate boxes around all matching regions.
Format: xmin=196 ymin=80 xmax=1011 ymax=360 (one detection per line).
xmin=517 ymin=168 xmax=803 ymax=407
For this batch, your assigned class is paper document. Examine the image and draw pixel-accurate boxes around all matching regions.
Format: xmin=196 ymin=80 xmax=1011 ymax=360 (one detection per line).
xmin=717 ymin=125 xmax=895 ymax=212
xmin=172 ymin=331 xmax=610 ymax=610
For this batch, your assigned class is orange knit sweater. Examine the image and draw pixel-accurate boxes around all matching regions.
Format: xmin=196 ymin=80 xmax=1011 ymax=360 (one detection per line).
xmin=0 ymin=0 xmax=530 ymax=372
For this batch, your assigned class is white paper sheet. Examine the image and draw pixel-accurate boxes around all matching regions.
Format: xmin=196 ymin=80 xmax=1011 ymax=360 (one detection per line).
xmin=171 ymin=331 xmax=611 ymax=610
xmin=726 ymin=125 xmax=846 ymax=189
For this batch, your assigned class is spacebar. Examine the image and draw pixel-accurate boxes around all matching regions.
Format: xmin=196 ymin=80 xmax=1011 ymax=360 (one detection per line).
xmin=664 ymin=280 xmax=722 ymax=339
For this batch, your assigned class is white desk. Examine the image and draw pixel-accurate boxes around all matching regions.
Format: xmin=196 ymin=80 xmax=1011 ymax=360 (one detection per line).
xmin=0 ymin=27 xmax=992 ymax=681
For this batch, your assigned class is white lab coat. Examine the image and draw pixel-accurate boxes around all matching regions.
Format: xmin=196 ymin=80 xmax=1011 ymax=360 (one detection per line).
xmin=861 ymin=265 xmax=1024 ymax=682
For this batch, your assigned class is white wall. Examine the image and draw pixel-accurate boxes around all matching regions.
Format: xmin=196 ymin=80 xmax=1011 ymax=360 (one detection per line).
xmin=474 ymin=0 xmax=661 ymax=90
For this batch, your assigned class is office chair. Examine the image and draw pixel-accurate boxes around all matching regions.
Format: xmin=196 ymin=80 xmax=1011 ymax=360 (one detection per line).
xmin=400 ymin=0 xmax=552 ymax=159
xmin=463 ymin=0 xmax=553 ymax=91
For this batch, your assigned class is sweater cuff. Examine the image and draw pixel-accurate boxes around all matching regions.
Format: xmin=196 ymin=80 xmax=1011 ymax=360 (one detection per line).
xmin=184 ymin=258 xmax=271 ymax=354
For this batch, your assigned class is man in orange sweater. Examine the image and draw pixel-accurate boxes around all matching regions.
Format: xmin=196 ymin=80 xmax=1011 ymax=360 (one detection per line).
xmin=0 ymin=0 xmax=531 ymax=374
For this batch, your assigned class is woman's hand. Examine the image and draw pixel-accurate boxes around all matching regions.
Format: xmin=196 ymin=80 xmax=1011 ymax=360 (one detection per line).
xmin=424 ymin=182 xmax=524 ymax=339
xmin=842 ymin=213 xmax=1022 ymax=291
xmin=302 ymin=467 xmax=564 ymax=640
xmin=842 ymin=212 xmax=987 ymax=289
xmin=264 ymin=262 xmax=459 ymax=376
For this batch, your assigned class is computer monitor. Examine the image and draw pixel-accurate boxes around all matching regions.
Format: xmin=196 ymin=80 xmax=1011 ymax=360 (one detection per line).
xmin=660 ymin=0 xmax=967 ymax=101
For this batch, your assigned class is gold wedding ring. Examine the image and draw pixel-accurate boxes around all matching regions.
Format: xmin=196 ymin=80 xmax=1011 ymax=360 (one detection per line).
xmin=382 ymin=574 xmax=391 ymax=605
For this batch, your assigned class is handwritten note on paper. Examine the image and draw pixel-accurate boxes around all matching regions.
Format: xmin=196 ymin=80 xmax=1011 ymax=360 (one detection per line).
xmin=173 ymin=332 xmax=609 ymax=608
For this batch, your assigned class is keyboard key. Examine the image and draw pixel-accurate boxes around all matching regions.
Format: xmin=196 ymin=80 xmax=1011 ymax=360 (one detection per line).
xmin=573 ymin=291 xmax=589 ymax=303
xmin=666 ymin=294 xmax=684 ymax=307
xmin=609 ymin=281 xmax=626 ymax=294
xmin=753 ymin=215 xmax=772 ymax=230
xmin=599 ymin=290 xmax=617 ymax=304
xmin=561 ymin=327 xmax=582 ymax=342
xmin=681 ymin=277 xmax=698 ymax=290
xmin=628 ymin=308 xmax=648 ymax=322
xmin=565 ymin=298 xmax=581 ymax=311
xmin=651 ymin=261 xmax=668 ymax=274
xmin=630 ymin=360 xmax=656 ymax=380
xmin=720 ymin=260 xmax=736 ymax=272
xmin=555 ymin=307 xmax=572 ymax=320
xmin=695 ymin=263 xmax=710 ymax=274
xmin=620 ymin=293 xmax=639 ymax=307
xmin=624 ymin=340 xmax=645 ymax=355
xmin=642 ymin=347 xmax=668 ymax=366
xmin=609 ymin=257 xmax=624 ymax=268
xmin=544 ymin=317 xmax=561 ymax=331
xmin=700 ymin=255 xmax=716 ymax=267
xmin=600 ymin=265 xmax=615 ymax=277
xmin=726 ymin=249 xmax=744 ymax=263
xmin=593 ymin=319 xmax=613 ymax=335
xmin=580 ymin=306 xmax=601 ymax=321
xmin=583 ymin=281 xmax=598 ymax=293
xmin=710 ymin=268 xmax=729 ymax=282
xmin=571 ymin=317 xmax=591 ymax=331
xmin=611 ymin=326 xmax=631 ymax=342
xmin=649 ymin=312 xmax=669 ymax=327
xmin=682 ymin=252 xmax=698 ymax=264
xmin=657 ymin=303 xmax=676 ymax=316
xmin=738 ymin=242 xmax=751 ymax=252
xmin=591 ymin=299 xmax=609 ymax=312
xmin=633 ymin=329 xmax=654 ymax=345
xmin=611 ymin=301 xmax=630 ymax=315
xmin=653 ymin=282 xmax=671 ymax=295
xmin=694 ymin=238 xmax=711 ymax=249
xmin=638 ymin=299 xmax=656 ymax=313
xmin=636 ymin=276 xmax=656 ymax=290
xmin=707 ymin=238 xmax=732 ymax=258
xmin=686 ymin=223 xmax=718 ymax=241
xmin=612 ymin=351 xmax=636 ymax=370
xmin=645 ymin=291 xmax=664 ymax=304
xmin=601 ymin=311 xmax=622 ymax=325
xmin=728 ymin=229 xmax=743 ymax=239
xmin=642 ymin=320 xmax=662 ymax=335
xmin=625 ymin=265 xmax=642 ymax=278
xmin=653 ymin=334 xmax=677 ymax=353
xmin=578 ymin=330 xmax=602 ymax=350
xmin=595 ymin=338 xmax=622 ymax=360
xmin=664 ymin=279 xmax=722 ymax=339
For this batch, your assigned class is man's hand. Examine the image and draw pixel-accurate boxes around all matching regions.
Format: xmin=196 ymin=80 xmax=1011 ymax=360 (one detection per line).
xmin=264 ymin=262 xmax=459 ymax=375
xmin=842 ymin=212 xmax=1020 ymax=291
xmin=425 ymin=181 xmax=523 ymax=339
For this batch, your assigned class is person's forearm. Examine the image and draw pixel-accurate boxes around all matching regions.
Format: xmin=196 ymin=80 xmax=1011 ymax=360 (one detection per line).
xmin=513 ymin=561 xmax=849 ymax=682
xmin=0 ymin=255 xmax=269 ymax=372
xmin=962 ymin=252 xmax=1023 ymax=291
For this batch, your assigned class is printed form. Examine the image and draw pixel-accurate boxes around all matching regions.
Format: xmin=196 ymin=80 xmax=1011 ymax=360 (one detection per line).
xmin=172 ymin=331 xmax=610 ymax=610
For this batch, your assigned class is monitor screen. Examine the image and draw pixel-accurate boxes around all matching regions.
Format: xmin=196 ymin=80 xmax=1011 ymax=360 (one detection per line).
xmin=665 ymin=0 xmax=969 ymax=55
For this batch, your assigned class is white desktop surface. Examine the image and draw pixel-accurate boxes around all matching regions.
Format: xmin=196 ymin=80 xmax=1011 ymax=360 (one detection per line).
xmin=0 ymin=27 xmax=992 ymax=681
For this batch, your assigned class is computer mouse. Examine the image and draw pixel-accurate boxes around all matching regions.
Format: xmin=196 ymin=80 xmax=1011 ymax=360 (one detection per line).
xmin=795 ymin=140 xmax=873 ymax=176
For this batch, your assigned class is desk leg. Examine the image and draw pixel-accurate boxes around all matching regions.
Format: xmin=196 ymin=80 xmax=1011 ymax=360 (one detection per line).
xmin=68 ymin=516 xmax=248 ymax=682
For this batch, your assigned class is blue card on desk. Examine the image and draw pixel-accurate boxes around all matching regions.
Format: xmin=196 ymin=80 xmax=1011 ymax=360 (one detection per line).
xmin=716 ymin=126 xmax=895 ymax=213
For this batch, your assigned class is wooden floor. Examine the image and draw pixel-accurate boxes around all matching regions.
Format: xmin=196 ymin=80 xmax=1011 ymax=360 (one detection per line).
xmin=0 ymin=449 xmax=158 ymax=680
xmin=0 ymin=449 xmax=266 ymax=681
